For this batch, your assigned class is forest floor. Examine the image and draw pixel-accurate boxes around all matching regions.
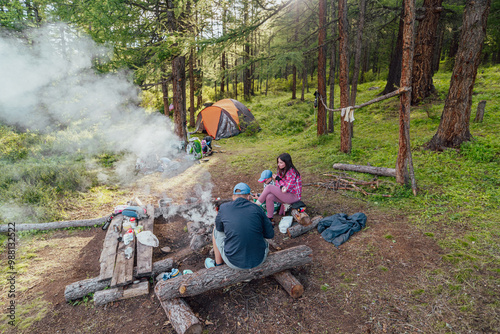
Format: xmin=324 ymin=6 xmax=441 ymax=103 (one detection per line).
xmin=1 ymin=147 xmax=497 ymax=334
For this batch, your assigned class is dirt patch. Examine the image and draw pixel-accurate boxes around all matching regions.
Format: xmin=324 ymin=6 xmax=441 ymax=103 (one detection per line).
xmin=1 ymin=150 xmax=487 ymax=333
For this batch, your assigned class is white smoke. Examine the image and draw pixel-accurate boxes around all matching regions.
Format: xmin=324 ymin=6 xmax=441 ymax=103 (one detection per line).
xmin=0 ymin=24 xmax=184 ymax=162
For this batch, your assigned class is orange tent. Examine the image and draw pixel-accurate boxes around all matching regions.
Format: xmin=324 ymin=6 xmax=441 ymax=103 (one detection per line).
xmin=194 ymin=99 xmax=259 ymax=140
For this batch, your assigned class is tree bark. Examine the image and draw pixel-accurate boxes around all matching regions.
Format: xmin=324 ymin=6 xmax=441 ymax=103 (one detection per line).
xmin=317 ymin=0 xmax=327 ymax=136
xmin=221 ymin=51 xmax=226 ymax=95
xmin=329 ymin=0 xmax=337 ymax=133
xmin=65 ymin=258 xmax=174 ymax=301
xmin=189 ymin=49 xmax=195 ymax=127
xmin=155 ymin=245 xmax=312 ymax=301
xmin=172 ymin=56 xmax=187 ymax=142
xmin=381 ymin=6 xmax=405 ymax=95
xmin=339 ymin=0 xmax=351 ymax=153
xmin=426 ymin=0 xmax=491 ymax=150
xmin=350 ymin=0 xmax=366 ymax=107
xmin=397 ymin=0 xmax=417 ymax=192
xmin=161 ymin=63 xmax=170 ymax=117
xmin=411 ymin=0 xmax=443 ymax=105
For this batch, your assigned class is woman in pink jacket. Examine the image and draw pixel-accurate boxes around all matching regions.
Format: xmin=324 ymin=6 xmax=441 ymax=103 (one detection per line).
xmin=254 ymin=153 xmax=302 ymax=223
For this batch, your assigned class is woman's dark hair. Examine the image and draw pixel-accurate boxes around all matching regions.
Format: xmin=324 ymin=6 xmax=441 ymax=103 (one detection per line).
xmin=277 ymin=153 xmax=300 ymax=176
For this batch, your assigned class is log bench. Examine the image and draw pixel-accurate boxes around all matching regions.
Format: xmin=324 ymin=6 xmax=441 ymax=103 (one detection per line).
xmin=154 ymin=245 xmax=313 ymax=334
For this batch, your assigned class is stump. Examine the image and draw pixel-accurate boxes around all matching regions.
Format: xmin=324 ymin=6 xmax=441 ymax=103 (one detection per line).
xmin=474 ymin=100 xmax=486 ymax=122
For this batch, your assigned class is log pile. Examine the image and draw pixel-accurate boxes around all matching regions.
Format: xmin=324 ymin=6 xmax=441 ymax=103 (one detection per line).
xmin=304 ymin=173 xmax=392 ymax=197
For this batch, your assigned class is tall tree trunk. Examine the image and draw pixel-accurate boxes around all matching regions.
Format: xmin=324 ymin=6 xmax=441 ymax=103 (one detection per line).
xmin=243 ymin=2 xmax=251 ymax=101
xmin=328 ymin=0 xmax=337 ymax=133
xmin=381 ymin=6 xmax=405 ymax=95
xmin=221 ymin=51 xmax=226 ymax=95
xmin=317 ymin=0 xmax=327 ymax=136
xmin=426 ymin=0 xmax=491 ymax=150
xmin=161 ymin=63 xmax=170 ymax=117
xmin=350 ymin=0 xmax=366 ymax=106
xmin=432 ymin=21 xmax=445 ymax=73
xmin=292 ymin=2 xmax=299 ymax=100
xmin=189 ymin=48 xmax=195 ymax=127
xmin=196 ymin=56 xmax=203 ymax=109
xmin=172 ymin=56 xmax=187 ymax=142
xmin=396 ymin=0 xmax=416 ymax=188
xmin=411 ymin=0 xmax=443 ymax=105
xmin=234 ymin=58 xmax=238 ymax=100
xmin=339 ymin=0 xmax=351 ymax=152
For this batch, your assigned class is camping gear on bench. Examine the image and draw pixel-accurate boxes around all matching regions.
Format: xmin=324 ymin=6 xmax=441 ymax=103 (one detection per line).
xmin=122 ymin=206 xmax=148 ymax=220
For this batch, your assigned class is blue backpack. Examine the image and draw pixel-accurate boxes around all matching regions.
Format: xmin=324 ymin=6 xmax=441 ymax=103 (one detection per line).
xmin=122 ymin=206 xmax=148 ymax=220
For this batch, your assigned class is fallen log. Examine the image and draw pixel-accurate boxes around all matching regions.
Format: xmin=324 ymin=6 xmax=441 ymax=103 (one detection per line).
xmin=287 ymin=216 xmax=323 ymax=239
xmin=65 ymin=258 xmax=174 ymax=301
xmin=0 ymin=215 xmax=111 ymax=233
xmin=155 ymin=245 xmax=313 ymax=301
xmin=332 ymin=163 xmax=396 ymax=177
xmin=272 ymin=270 xmax=304 ymax=298
xmin=160 ymin=298 xmax=203 ymax=334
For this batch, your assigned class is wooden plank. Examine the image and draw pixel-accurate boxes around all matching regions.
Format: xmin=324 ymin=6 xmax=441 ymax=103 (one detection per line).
xmin=94 ymin=281 xmax=149 ymax=306
xmin=136 ymin=204 xmax=154 ymax=277
xmin=122 ymin=281 xmax=149 ymax=299
xmin=123 ymin=229 xmax=136 ymax=285
xmin=99 ymin=215 xmax=123 ymax=281
xmin=111 ymin=230 xmax=135 ymax=287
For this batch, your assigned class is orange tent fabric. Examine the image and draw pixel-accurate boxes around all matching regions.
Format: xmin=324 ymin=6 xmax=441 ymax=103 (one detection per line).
xmin=195 ymin=99 xmax=258 ymax=140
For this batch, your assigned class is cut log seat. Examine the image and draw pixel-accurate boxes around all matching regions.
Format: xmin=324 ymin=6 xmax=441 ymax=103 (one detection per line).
xmin=155 ymin=245 xmax=312 ymax=301
xmin=160 ymin=298 xmax=203 ymax=334
xmin=272 ymin=270 xmax=304 ymax=298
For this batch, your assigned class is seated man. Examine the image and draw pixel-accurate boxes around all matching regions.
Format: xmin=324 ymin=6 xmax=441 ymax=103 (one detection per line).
xmin=205 ymin=182 xmax=275 ymax=270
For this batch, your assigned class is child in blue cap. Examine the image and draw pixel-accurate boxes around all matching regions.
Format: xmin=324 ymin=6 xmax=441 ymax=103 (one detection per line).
xmin=253 ymin=170 xmax=280 ymax=217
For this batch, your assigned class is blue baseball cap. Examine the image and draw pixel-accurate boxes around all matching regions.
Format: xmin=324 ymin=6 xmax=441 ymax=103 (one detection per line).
xmin=258 ymin=170 xmax=273 ymax=183
xmin=233 ymin=182 xmax=251 ymax=195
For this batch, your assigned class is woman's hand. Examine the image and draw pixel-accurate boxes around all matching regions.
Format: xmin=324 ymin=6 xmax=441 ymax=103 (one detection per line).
xmin=281 ymin=186 xmax=287 ymax=193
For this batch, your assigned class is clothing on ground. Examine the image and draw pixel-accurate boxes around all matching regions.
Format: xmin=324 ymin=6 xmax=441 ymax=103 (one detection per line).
xmin=317 ymin=213 xmax=367 ymax=247
xmin=216 ymin=197 xmax=274 ymax=269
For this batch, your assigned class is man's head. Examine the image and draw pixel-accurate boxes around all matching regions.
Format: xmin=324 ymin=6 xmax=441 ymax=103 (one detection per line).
xmin=233 ymin=182 xmax=251 ymax=200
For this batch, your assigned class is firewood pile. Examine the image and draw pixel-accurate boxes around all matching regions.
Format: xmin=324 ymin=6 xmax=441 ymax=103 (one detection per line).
xmin=304 ymin=173 xmax=392 ymax=197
